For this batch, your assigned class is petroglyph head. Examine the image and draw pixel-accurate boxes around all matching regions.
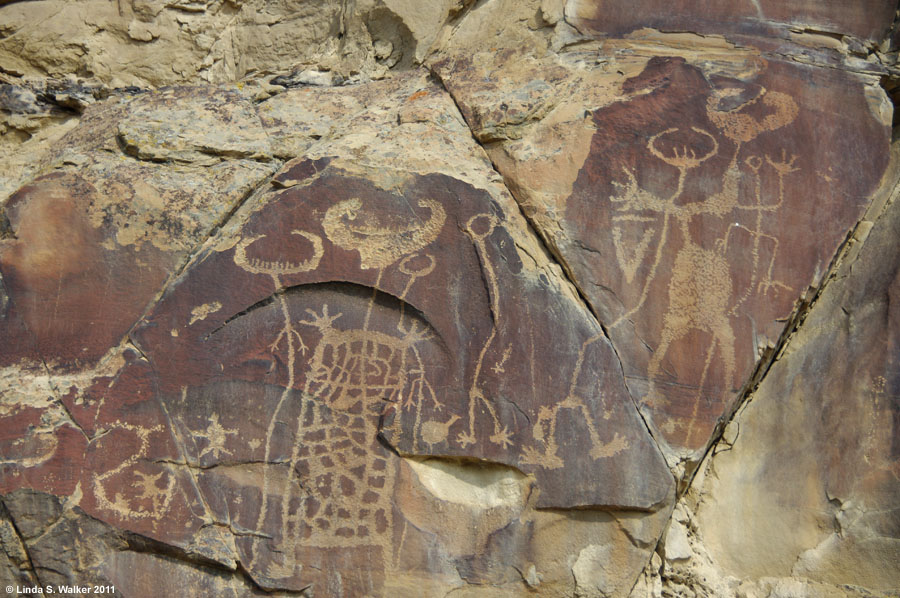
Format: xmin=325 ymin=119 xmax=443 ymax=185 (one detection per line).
xmin=465 ymin=213 xmax=499 ymax=241
xmin=233 ymin=230 xmax=324 ymax=277
xmin=648 ymin=127 xmax=718 ymax=170
xmin=322 ymin=197 xmax=446 ymax=270
xmin=706 ymin=87 xmax=799 ymax=143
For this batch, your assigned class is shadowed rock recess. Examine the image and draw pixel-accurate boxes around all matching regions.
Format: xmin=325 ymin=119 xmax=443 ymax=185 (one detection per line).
xmin=0 ymin=1 xmax=898 ymax=596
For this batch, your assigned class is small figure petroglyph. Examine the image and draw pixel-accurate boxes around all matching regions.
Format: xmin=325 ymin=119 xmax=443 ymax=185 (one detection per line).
xmin=93 ymin=423 xmax=175 ymax=523
xmin=521 ymin=334 xmax=628 ymax=469
xmin=456 ymin=213 xmax=510 ymax=450
xmin=191 ymin=413 xmax=238 ymax=460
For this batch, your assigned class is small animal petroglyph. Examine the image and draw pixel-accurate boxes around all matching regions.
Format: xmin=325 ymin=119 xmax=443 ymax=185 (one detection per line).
xmin=92 ymin=423 xmax=175 ymax=523
xmin=421 ymin=415 xmax=460 ymax=446
xmin=189 ymin=301 xmax=222 ymax=326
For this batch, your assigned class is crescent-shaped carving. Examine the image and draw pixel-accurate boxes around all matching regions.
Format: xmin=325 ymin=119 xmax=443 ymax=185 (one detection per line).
xmin=323 ymin=198 xmax=446 ymax=270
xmin=233 ymin=230 xmax=324 ymax=275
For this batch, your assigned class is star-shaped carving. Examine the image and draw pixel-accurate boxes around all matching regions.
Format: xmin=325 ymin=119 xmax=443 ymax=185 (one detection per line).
xmin=193 ymin=414 xmax=239 ymax=460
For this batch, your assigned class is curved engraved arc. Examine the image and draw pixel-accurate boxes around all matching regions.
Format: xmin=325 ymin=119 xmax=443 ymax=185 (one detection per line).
xmin=233 ymin=230 xmax=324 ymax=276
xmin=706 ymin=87 xmax=799 ymax=144
xmin=647 ymin=127 xmax=718 ymax=169
xmin=322 ymin=197 xmax=446 ymax=270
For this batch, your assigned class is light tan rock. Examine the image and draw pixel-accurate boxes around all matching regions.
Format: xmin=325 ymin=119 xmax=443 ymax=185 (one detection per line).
xmin=0 ymin=0 xmax=478 ymax=88
xmin=0 ymin=81 xmax=83 ymax=202
xmin=381 ymin=0 xmax=456 ymax=62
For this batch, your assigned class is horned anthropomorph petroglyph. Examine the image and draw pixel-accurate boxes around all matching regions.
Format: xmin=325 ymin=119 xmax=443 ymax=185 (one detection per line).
xmin=238 ymin=195 xmax=447 ymax=578
xmin=608 ymin=87 xmax=799 ymax=444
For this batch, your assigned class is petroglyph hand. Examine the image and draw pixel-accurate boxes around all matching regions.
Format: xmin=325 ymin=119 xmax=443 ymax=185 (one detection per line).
xmin=745 ymin=155 xmax=763 ymax=173
xmin=520 ymin=445 xmax=545 ymax=466
xmin=521 ymin=444 xmax=564 ymax=469
xmin=403 ymin=374 xmax=441 ymax=412
xmin=611 ymin=167 xmax=663 ymax=212
xmin=399 ymin=319 xmax=433 ymax=343
xmin=269 ymin=327 xmax=308 ymax=357
xmin=756 ymin=277 xmax=791 ymax=297
xmin=299 ymin=304 xmax=341 ymax=331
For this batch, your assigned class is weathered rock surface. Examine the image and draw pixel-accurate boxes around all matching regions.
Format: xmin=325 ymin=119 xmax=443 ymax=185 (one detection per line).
xmin=682 ymin=151 xmax=900 ymax=594
xmin=1 ymin=85 xmax=276 ymax=370
xmin=434 ymin=6 xmax=893 ymax=467
xmin=1 ymin=0 xmax=899 ymax=596
xmin=632 ymin=151 xmax=900 ymax=598
xmin=0 ymin=0 xmax=465 ymax=88
xmin=1 ymin=71 xmax=673 ymax=596
xmin=567 ymin=0 xmax=897 ymax=43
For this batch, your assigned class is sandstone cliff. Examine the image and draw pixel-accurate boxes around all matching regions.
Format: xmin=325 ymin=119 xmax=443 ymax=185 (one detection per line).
xmin=1 ymin=1 xmax=898 ymax=596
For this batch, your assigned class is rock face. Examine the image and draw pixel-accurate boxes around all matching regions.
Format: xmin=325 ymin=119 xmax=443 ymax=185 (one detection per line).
xmin=465 ymin=51 xmax=890 ymax=464
xmin=684 ymin=154 xmax=900 ymax=592
xmin=1 ymin=85 xmax=275 ymax=370
xmin=434 ymin=19 xmax=892 ymax=465
xmin=1 ymin=0 xmax=899 ymax=597
xmin=652 ymin=153 xmax=900 ymax=598
xmin=1 ymin=72 xmax=674 ymax=596
xmin=567 ymin=0 xmax=897 ymax=42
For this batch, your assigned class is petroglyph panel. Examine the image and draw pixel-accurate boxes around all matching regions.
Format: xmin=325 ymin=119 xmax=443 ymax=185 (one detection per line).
xmin=1 ymin=2 xmax=898 ymax=596
xmin=0 ymin=72 xmax=676 ymax=597
xmin=114 ymin=160 xmax=673 ymax=593
xmin=557 ymin=56 xmax=890 ymax=460
xmin=435 ymin=46 xmax=893 ymax=463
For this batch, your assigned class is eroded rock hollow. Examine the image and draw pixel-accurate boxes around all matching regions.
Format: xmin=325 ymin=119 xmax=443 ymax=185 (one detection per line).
xmin=1 ymin=1 xmax=898 ymax=596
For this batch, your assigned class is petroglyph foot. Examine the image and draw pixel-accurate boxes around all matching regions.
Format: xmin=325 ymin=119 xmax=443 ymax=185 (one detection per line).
xmin=456 ymin=431 xmax=477 ymax=448
xmin=490 ymin=426 xmax=514 ymax=449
